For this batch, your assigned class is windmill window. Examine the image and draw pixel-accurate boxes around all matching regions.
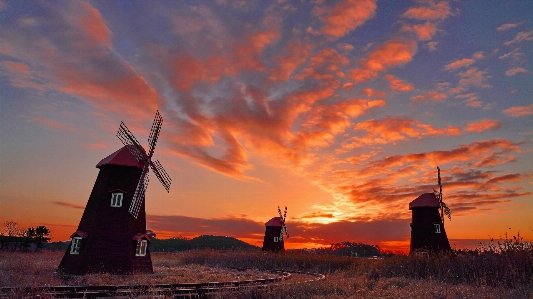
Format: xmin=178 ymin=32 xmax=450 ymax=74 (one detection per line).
xmin=274 ymin=237 xmax=279 ymax=242
xmin=110 ymin=193 xmax=123 ymax=207
xmin=135 ymin=240 xmax=148 ymax=256
xmin=434 ymin=224 xmax=441 ymax=233
xmin=70 ymin=237 xmax=82 ymax=254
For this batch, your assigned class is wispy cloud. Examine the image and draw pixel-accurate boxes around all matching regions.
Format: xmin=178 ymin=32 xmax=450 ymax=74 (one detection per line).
xmin=445 ymin=58 xmax=475 ymax=70
xmin=464 ymin=119 xmax=501 ymax=133
xmin=385 ymin=74 xmax=414 ymax=91
xmin=411 ymin=91 xmax=447 ymax=102
xmin=502 ymin=104 xmax=533 ymax=117
xmin=403 ymin=21 xmax=437 ymax=41
xmin=504 ymin=29 xmax=533 ymax=45
xmin=497 ymin=22 xmax=525 ymax=32
xmin=32 ymin=118 xmax=76 ymax=132
xmin=505 ymin=67 xmax=530 ymax=76
xmin=348 ymin=116 xmax=461 ymax=147
xmin=51 ymin=201 xmax=85 ymax=210
xmin=402 ymin=2 xmax=451 ymax=20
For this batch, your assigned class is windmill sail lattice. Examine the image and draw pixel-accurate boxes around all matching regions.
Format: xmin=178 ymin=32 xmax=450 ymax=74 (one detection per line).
xmin=277 ymin=206 xmax=289 ymax=241
xmin=436 ymin=166 xmax=451 ymax=221
xmin=117 ymin=110 xmax=172 ymax=218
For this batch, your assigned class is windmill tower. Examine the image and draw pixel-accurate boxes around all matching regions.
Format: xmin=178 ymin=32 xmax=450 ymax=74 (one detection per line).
xmin=262 ymin=206 xmax=289 ymax=251
xmin=57 ymin=111 xmax=172 ymax=275
xmin=409 ymin=166 xmax=451 ymax=254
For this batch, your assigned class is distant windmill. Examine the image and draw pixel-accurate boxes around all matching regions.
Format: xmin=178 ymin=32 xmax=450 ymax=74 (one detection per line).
xmin=262 ymin=206 xmax=289 ymax=251
xmin=58 ymin=111 xmax=171 ymax=275
xmin=409 ymin=166 xmax=451 ymax=254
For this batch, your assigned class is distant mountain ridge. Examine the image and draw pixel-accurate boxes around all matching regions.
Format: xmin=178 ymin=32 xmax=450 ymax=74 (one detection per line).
xmin=151 ymin=235 xmax=259 ymax=252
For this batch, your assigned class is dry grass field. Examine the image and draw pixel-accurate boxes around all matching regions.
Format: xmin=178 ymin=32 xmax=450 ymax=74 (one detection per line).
xmin=1 ymin=238 xmax=532 ymax=298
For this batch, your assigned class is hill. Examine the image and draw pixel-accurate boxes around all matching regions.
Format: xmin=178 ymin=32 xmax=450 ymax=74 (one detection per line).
xmin=151 ymin=235 xmax=259 ymax=252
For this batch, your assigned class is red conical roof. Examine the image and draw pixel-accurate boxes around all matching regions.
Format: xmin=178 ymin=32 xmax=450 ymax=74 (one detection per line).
xmin=409 ymin=192 xmax=440 ymax=210
xmin=265 ymin=217 xmax=283 ymax=227
xmin=96 ymin=147 xmax=143 ymax=169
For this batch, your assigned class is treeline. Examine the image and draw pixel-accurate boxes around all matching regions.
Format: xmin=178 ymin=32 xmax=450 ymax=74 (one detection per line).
xmin=326 ymin=241 xmax=381 ymax=257
xmin=151 ymin=235 xmax=259 ymax=252
xmin=0 ymin=221 xmax=51 ymax=251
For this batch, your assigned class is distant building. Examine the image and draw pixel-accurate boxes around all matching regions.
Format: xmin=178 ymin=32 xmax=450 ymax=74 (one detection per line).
xmin=409 ymin=193 xmax=451 ymax=254
xmin=262 ymin=217 xmax=285 ymax=251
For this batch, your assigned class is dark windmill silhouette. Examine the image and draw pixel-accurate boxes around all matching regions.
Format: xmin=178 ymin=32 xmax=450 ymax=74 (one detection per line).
xmin=58 ymin=111 xmax=171 ymax=275
xmin=262 ymin=206 xmax=289 ymax=251
xmin=409 ymin=166 xmax=451 ymax=254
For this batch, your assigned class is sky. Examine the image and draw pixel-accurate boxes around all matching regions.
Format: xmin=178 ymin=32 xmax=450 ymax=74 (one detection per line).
xmin=0 ymin=0 xmax=532 ymax=252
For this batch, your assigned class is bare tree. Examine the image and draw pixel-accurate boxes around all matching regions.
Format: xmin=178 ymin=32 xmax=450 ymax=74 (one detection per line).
xmin=1 ymin=221 xmax=24 ymax=237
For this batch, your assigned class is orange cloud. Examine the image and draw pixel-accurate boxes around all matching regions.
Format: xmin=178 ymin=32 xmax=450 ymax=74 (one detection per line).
xmin=293 ymin=99 xmax=386 ymax=150
xmin=349 ymin=116 xmax=461 ymax=146
xmin=350 ymin=40 xmax=417 ymax=82
xmin=320 ymin=0 xmax=377 ymax=39
xmin=79 ymin=2 xmax=112 ymax=47
xmin=4 ymin=61 xmax=29 ymax=74
xmin=235 ymin=30 xmax=280 ymax=70
xmin=464 ymin=119 xmax=501 ymax=133
xmin=270 ymin=41 xmax=312 ymax=81
xmin=293 ymin=48 xmax=349 ymax=81
xmin=385 ymin=74 xmax=414 ymax=91
xmin=403 ymin=22 xmax=437 ymax=41
xmin=445 ymin=58 xmax=475 ymax=70
xmin=411 ymin=91 xmax=447 ymax=102
xmin=359 ymin=88 xmax=386 ymax=99
xmin=369 ymin=139 xmax=520 ymax=170
xmin=502 ymin=104 xmax=533 ymax=117
xmin=402 ymin=2 xmax=451 ymax=20
xmin=57 ymin=70 xmax=162 ymax=117
xmin=88 ymin=142 xmax=107 ymax=149
xmin=455 ymin=93 xmax=482 ymax=108
xmin=472 ymin=51 xmax=484 ymax=60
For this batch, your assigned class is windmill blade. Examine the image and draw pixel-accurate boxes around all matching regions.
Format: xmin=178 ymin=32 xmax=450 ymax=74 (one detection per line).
xmin=442 ymin=202 xmax=451 ymax=220
xmin=283 ymin=206 xmax=287 ymax=220
xmin=150 ymin=159 xmax=171 ymax=192
xmin=283 ymin=224 xmax=289 ymax=239
xmin=129 ymin=166 xmax=150 ymax=219
xmin=437 ymin=166 xmax=443 ymax=202
xmin=117 ymin=122 xmax=147 ymax=162
xmin=277 ymin=206 xmax=284 ymax=220
xmin=147 ymin=110 xmax=163 ymax=158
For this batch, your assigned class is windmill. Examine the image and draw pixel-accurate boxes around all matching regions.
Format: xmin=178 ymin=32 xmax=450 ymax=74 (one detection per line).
xmin=262 ymin=206 xmax=289 ymax=251
xmin=408 ymin=166 xmax=451 ymax=254
xmin=58 ymin=111 xmax=171 ymax=275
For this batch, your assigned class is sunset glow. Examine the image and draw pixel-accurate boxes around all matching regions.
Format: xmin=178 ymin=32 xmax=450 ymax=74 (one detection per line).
xmin=1 ymin=0 xmax=532 ymax=253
